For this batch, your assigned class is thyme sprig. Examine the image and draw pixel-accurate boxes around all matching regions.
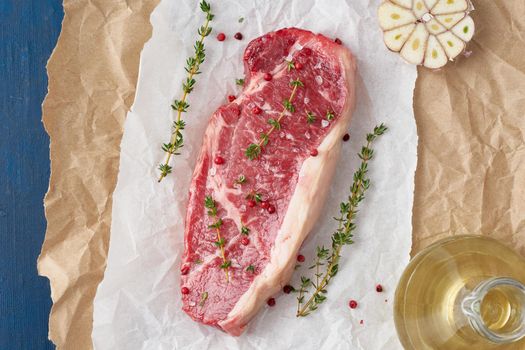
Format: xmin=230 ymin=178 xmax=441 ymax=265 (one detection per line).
xmin=245 ymin=76 xmax=304 ymax=160
xmin=296 ymin=124 xmax=388 ymax=317
xmin=245 ymin=190 xmax=262 ymax=203
xmin=199 ymin=291 xmax=208 ymax=307
xmin=234 ymin=174 xmax=247 ymax=185
xmin=204 ymin=195 xmax=230 ymax=282
xmin=157 ymin=1 xmax=214 ymax=182
xmin=306 ymin=111 xmax=316 ymax=124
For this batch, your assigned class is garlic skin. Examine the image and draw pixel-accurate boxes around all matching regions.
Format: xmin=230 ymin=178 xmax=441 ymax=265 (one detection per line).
xmin=378 ymin=0 xmax=475 ymax=69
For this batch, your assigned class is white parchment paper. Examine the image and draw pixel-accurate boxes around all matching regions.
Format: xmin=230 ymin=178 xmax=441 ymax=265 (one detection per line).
xmin=93 ymin=0 xmax=417 ymax=349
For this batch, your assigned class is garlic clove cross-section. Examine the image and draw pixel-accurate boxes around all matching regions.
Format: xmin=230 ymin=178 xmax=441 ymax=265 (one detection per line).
xmin=436 ymin=13 xmax=466 ymax=29
xmin=400 ymin=23 xmax=429 ymax=65
xmin=431 ymin=0 xmax=468 ymax=15
xmin=377 ymin=0 xmax=475 ymax=69
xmin=378 ymin=2 xmax=417 ymax=30
xmin=424 ymin=35 xmax=448 ymax=68
xmin=384 ymin=24 xmax=416 ymax=52
xmin=450 ymin=16 xmax=475 ymax=42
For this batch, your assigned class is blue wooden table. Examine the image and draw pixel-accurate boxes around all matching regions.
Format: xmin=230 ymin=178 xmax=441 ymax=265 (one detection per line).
xmin=0 ymin=1 xmax=63 ymax=349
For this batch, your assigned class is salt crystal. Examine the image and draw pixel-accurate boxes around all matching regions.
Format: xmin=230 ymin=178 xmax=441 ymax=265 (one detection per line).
xmin=315 ymin=76 xmax=323 ymax=85
xmin=279 ymin=131 xmax=285 ymax=138
xmin=421 ymin=12 xmax=433 ymax=23
xmin=304 ymin=97 xmax=310 ymax=104
xmin=305 ymin=131 xmax=311 ymax=139
xmin=189 ymin=301 xmax=196 ymax=307
xmin=321 ymin=120 xmax=329 ymax=128
xmin=285 ymin=133 xmax=293 ymax=140
xmin=210 ymin=167 xmax=216 ymax=176
xmin=240 ymin=204 xmax=247 ymax=212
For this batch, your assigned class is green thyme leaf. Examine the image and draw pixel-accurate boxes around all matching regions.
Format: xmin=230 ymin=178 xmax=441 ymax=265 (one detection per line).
xmin=200 ymin=0 xmax=211 ymax=13
xmin=306 ymin=112 xmax=316 ymax=124
xmin=209 ymin=218 xmax=223 ymax=229
xmin=283 ymin=99 xmax=295 ymax=113
xmin=214 ymin=238 xmax=226 ymax=247
xmin=290 ymin=79 xmax=304 ymax=87
xmin=199 ymin=291 xmax=208 ymax=306
xmin=245 ymin=192 xmax=262 ymax=203
xmin=204 ymin=195 xmax=215 ymax=209
xmin=245 ymin=143 xmax=261 ymax=160
xmin=220 ymin=260 xmax=232 ymax=269
xmin=235 ymin=175 xmax=247 ymax=185
xmin=158 ymin=164 xmax=172 ymax=177
xmin=268 ymin=118 xmax=281 ymax=130
xmin=260 ymin=133 xmax=269 ymax=146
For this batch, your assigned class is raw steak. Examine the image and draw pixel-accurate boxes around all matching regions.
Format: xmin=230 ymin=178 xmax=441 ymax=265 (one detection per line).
xmin=181 ymin=27 xmax=356 ymax=336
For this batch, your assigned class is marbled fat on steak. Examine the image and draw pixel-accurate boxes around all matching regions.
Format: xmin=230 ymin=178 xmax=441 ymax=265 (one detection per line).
xmin=181 ymin=28 xmax=356 ymax=336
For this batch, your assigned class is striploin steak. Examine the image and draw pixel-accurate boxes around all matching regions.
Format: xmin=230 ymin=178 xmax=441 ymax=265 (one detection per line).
xmin=181 ymin=27 xmax=356 ymax=336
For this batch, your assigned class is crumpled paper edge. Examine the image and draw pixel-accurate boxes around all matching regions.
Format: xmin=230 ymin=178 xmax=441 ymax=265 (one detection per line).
xmin=37 ymin=1 xmax=159 ymax=349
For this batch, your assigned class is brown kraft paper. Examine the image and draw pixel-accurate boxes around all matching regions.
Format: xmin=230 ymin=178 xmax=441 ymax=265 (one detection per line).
xmin=38 ymin=0 xmax=525 ymax=348
xmin=37 ymin=1 xmax=159 ymax=349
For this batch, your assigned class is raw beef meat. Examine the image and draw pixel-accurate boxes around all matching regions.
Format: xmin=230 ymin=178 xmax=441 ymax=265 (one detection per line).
xmin=181 ymin=27 xmax=356 ymax=336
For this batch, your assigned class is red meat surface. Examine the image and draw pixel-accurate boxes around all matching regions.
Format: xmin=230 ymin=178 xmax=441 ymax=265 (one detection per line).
xmin=181 ymin=27 xmax=356 ymax=335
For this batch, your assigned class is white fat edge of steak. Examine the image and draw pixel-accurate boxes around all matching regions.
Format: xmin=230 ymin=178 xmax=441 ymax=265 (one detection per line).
xmin=218 ymin=47 xmax=357 ymax=336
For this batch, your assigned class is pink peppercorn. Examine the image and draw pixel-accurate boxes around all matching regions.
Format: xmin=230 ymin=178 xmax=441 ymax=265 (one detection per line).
xmin=216 ymin=33 xmax=226 ymax=41
xmin=181 ymin=287 xmax=190 ymax=295
xmin=261 ymin=201 xmax=270 ymax=209
xmin=228 ymin=95 xmax=236 ymax=102
xmin=267 ymin=205 xmax=276 ymax=214
xmin=247 ymin=199 xmax=256 ymax=208
xmin=283 ymin=285 xmax=293 ymax=294
xmin=335 ymin=38 xmax=343 ymax=45
xmin=252 ymin=106 xmax=262 ymax=114
xmin=181 ymin=265 xmax=190 ymax=275
xmin=310 ymin=149 xmax=318 ymax=157
xmin=295 ymin=62 xmax=303 ymax=70
xmin=343 ymin=133 xmax=350 ymax=142
xmin=214 ymin=156 xmax=225 ymax=165
xmin=263 ymin=73 xmax=272 ymax=81
xmin=267 ymin=298 xmax=276 ymax=306
xmin=241 ymin=236 xmax=250 ymax=246
xmin=349 ymin=300 xmax=358 ymax=309
xmin=234 ymin=32 xmax=243 ymax=40
xmin=297 ymin=254 xmax=305 ymax=262
xmin=376 ymin=284 xmax=383 ymax=293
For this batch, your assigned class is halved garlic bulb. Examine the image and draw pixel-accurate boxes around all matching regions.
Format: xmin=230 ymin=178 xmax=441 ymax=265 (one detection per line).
xmin=378 ymin=0 xmax=474 ymax=68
